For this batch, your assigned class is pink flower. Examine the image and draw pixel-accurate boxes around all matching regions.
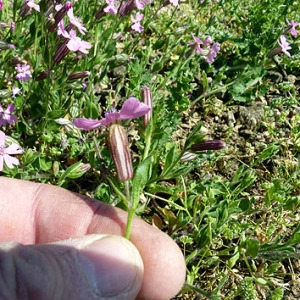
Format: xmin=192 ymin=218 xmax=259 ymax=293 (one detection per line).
xmin=15 ymin=63 xmax=32 ymax=81
xmin=104 ymin=0 xmax=120 ymax=14
xmin=188 ymin=33 xmax=220 ymax=63
xmin=131 ymin=12 xmax=144 ymax=33
xmin=73 ymin=97 xmax=151 ymax=130
xmin=26 ymin=0 xmax=40 ymax=12
xmin=188 ymin=33 xmax=204 ymax=54
xmin=63 ymin=29 xmax=92 ymax=54
xmin=278 ymin=35 xmax=291 ymax=57
xmin=0 ymin=1 xmax=2 ymax=10
xmin=0 ymin=130 xmax=23 ymax=171
xmin=67 ymin=7 xmax=88 ymax=35
xmin=206 ymin=42 xmax=220 ymax=63
xmin=0 ymin=104 xmax=17 ymax=126
xmin=170 ymin=0 xmax=179 ymax=6
xmin=12 ymin=87 xmax=21 ymax=98
xmin=163 ymin=0 xmax=179 ymax=7
xmin=286 ymin=18 xmax=299 ymax=37
xmin=135 ymin=0 xmax=150 ymax=9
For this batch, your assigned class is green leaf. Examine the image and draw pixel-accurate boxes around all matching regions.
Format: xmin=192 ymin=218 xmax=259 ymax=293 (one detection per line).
xmin=246 ymin=238 xmax=260 ymax=258
xmin=57 ymin=161 xmax=90 ymax=186
xmin=131 ymin=156 xmax=152 ymax=207
xmin=39 ymin=156 xmax=52 ymax=171
xmin=162 ymin=144 xmax=178 ymax=175
xmin=46 ymin=110 xmax=65 ymax=120
xmin=227 ymin=247 xmax=240 ymax=268
xmin=84 ymin=102 xmax=99 ymax=119
xmin=184 ymin=122 xmax=204 ymax=149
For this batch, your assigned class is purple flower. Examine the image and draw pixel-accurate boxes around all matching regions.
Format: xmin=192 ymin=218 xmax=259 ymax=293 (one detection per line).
xmin=26 ymin=0 xmax=40 ymax=12
xmin=163 ymin=0 xmax=179 ymax=7
xmin=206 ymin=42 xmax=220 ymax=63
xmin=0 ymin=104 xmax=17 ymax=126
xmin=62 ymin=29 xmax=92 ymax=54
xmin=19 ymin=0 xmax=40 ymax=17
xmin=131 ymin=12 xmax=144 ymax=33
xmin=11 ymin=22 xmax=15 ymax=32
xmin=135 ymin=0 xmax=150 ymax=9
xmin=104 ymin=0 xmax=120 ymax=14
xmin=67 ymin=7 xmax=88 ymax=35
xmin=73 ymin=97 xmax=151 ymax=130
xmin=0 ymin=42 xmax=16 ymax=50
xmin=15 ymin=63 xmax=32 ymax=81
xmin=188 ymin=34 xmax=220 ymax=63
xmin=0 ymin=1 xmax=2 ymax=10
xmin=0 ymin=130 xmax=23 ymax=171
xmin=12 ymin=87 xmax=21 ymax=98
xmin=188 ymin=33 xmax=204 ymax=54
xmin=286 ymin=18 xmax=299 ymax=37
xmin=278 ymin=35 xmax=291 ymax=57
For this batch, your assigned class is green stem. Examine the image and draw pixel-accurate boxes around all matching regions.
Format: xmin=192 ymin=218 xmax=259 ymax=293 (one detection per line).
xmin=124 ymin=180 xmax=134 ymax=239
xmin=190 ymin=81 xmax=236 ymax=107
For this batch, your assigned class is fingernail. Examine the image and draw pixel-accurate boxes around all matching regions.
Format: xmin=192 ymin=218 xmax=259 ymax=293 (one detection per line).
xmin=78 ymin=235 xmax=144 ymax=297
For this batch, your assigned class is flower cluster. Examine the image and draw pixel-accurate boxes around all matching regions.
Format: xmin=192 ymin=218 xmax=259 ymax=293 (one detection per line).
xmin=187 ymin=33 xmax=220 ymax=63
xmin=74 ymin=97 xmax=151 ymax=181
xmin=50 ymin=2 xmax=92 ymax=64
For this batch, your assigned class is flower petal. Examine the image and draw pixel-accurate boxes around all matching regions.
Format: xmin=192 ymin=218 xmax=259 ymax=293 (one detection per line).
xmin=3 ymin=154 xmax=19 ymax=168
xmin=119 ymin=97 xmax=151 ymax=120
xmin=0 ymin=131 xmax=5 ymax=146
xmin=101 ymin=112 xmax=121 ymax=126
xmin=0 ymin=157 xmax=3 ymax=171
xmin=6 ymin=143 xmax=23 ymax=154
xmin=73 ymin=118 xmax=105 ymax=130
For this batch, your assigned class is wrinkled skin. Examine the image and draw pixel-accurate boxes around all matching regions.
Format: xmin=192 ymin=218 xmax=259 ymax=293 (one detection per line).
xmin=0 ymin=177 xmax=186 ymax=300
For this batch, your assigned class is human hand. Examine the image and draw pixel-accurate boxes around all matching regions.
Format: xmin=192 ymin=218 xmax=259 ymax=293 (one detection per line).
xmin=0 ymin=177 xmax=185 ymax=300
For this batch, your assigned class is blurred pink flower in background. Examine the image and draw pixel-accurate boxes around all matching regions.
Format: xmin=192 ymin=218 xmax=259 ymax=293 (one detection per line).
xmin=131 ymin=12 xmax=144 ymax=33
xmin=0 ymin=104 xmax=17 ymax=126
xmin=0 ymin=131 xmax=23 ymax=171
xmin=286 ymin=18 xmax=299 ymax=37
xmin=278 ymin=35 xmax=291 ymax=57
xmin=15 ymin=64 xmax=32 ymax=81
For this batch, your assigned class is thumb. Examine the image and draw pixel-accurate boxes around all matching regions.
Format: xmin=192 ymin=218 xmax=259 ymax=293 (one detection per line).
xmin=0 ymin=234 xmax=144 ymax=300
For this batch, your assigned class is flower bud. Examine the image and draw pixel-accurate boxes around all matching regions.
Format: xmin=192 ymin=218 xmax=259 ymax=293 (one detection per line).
xmin=191 ymin=140 xmax=226 ymax=152
xmin=67 ymin=162 xmax=91 ymax=179
xmin=141 ymin=86 xmax=152 ymax=128
xmin=19 ymin=2 xmax=31 ymax=17
xmin=68 ymin=71 xmax=90 ymax=80
xmin=55 ymin=118 xmax=82 ymax=139
xmin=268 ymin=47 xmax=283 ymax=58
xmin=48 ymin=1 xmax=73 ymax=32
xmin=109 ymin=124 xmax=133 ymax=181
xmin=52 ymin=41 xmax=70 ymax=64
xmin=95 ymin=4 xmax=108 ymax=19
xmin=180 ymin=152 xmax=199 ymax=162
xmin=0 ymin=41 xmax=15 ymax=50
xmin=119 ymin=0 xmax=135 ymax=17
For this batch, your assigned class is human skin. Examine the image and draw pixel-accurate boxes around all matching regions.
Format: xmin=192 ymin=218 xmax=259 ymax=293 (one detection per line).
xmin=0 ymin=177 xmax=186 ymax=299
